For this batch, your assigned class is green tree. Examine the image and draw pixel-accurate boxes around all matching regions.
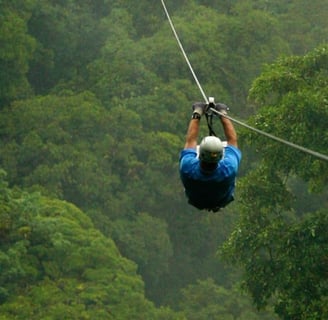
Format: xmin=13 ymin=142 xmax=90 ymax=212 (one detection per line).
xmin=86 ymin=8 xmax=162 ymax=104
xmin=248 ymin=45 xmax=328 ymax=190
xmin=178 ymin=278 xmax=278 ymax=320
xmin=221 ymin=45 xmax=328 ymax=319
xmin=27 ymin=0 xmax=110 ymax=94
xmin=110 ymin=213 xmax=173 ymax=295
xmin=276 ymin=0 xmax=328 ymax=53
xmin=0 ymin=170 xmax=182 ymax=319
xmin=142 ymin=1 xmax=291 ymax=114
xmin=0 ymin=0 xmax=36 ymax=107
xmin=0 ymin=92 xmax=112 ymax=202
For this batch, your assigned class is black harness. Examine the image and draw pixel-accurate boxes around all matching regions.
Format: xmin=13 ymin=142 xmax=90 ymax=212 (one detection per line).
xmin=205 ymin=102 xmax=218 ymax=137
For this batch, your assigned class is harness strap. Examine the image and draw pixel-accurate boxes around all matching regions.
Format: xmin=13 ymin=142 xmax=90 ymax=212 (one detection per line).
xmin=205 ymin=111 xmax=217 ymax=137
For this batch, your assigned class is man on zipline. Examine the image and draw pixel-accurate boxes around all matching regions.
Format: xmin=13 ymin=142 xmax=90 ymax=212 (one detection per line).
xmin=179 ymin=101 xmax=242 ymax=212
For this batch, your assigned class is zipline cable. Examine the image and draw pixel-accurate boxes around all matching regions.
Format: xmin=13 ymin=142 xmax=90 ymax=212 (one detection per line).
xmin=211 ymin=109 xmax=328 ymax=161
xmin=160 ymin=0 xmax=328 ymax=162
xmin=160 ymin=0 xmax=209 ymax=104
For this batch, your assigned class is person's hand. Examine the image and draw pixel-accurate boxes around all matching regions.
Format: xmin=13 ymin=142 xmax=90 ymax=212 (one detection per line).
xmin=214 ymin=103 xmax=229 ymax=116
xmin=192 ymin=102 xmax=207 ymax=117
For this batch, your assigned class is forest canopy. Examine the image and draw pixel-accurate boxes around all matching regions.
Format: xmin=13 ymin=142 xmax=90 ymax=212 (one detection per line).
xmin=0 ymin=0 xmax=327 ymax=319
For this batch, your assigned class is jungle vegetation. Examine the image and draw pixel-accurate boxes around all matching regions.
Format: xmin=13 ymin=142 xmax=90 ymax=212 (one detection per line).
xmin=0 ymin=0 xmax=327 ymax=319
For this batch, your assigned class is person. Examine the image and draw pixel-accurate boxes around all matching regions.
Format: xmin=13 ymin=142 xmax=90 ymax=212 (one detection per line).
xmin=179 ymin=101 xmax=242 ymax=212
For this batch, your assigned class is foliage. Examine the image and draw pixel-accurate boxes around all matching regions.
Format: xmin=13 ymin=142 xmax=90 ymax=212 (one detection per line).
xmin=0 ymin=171 xmax=180 ymax=319
xmin=248 ymin=45 xmax=328 ymax=190
xmin=222 ymin=46 xmax=328 ymax=319
xmin=0 ymin=0 xmax=36 ymax=107
xmin=0 ymin=92 xmax=112 ymax=201
xmin=27 ymin=0 xmax=110 ymax=94
xmin=178 ymin=278 xmax=278 ymax=320
xmin=0 ymin=0 xmax=327 ymax=318
xmin=110 ymin=213 xmax=173 ymax=289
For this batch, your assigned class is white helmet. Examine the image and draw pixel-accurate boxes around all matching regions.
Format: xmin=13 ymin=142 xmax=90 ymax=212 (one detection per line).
xmin=199 ymin=136 xmax=223 ymax=163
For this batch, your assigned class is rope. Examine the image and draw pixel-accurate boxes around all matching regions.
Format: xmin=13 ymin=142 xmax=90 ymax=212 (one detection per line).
xmin=160 ymin=0 xmax=328 ymax=162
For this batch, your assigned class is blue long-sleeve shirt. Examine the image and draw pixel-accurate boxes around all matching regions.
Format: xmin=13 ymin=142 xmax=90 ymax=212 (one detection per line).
xmin=179 ymin=145 xmax=242 ymax=209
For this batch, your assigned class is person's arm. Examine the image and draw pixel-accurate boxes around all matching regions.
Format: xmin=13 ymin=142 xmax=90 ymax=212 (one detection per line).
xmin=183 ymin=102 xmax=206 ymax=149
xmin=214 ymin=103 xmax=238 ymax=148
xmin=184 ymin=118 xmax=200 ymax=149
xmin=221 ymin=116 xmax=238 ymax=147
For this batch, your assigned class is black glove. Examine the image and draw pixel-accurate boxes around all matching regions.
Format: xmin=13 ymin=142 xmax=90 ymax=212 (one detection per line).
xmin=192 ymin=102 xmax=207 ymax=118
xmin=214 ymin=103 xmax=229 ymax=116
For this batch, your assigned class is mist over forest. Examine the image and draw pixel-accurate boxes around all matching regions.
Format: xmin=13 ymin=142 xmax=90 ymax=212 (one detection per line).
xmin=0 ymin=0 xmax=327 ymax=319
